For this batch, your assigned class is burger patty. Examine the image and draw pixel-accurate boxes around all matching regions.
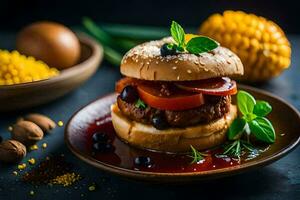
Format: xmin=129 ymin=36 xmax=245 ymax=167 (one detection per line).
xmin=117 ymin=95 xmax=231 ymax=127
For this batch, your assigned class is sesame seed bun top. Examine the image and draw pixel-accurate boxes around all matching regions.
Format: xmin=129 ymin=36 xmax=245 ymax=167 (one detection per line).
xmin=120 ymin=37 xmax=244 ymax=81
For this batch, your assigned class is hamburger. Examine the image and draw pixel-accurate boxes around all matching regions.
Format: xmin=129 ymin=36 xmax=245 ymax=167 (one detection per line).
xmin=111 ymin=22 xmax=243 ymax=153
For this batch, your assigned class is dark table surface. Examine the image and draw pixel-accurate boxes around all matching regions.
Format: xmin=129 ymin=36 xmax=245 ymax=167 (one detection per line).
xmin=0 ymin=33 xmax=300 ymax=200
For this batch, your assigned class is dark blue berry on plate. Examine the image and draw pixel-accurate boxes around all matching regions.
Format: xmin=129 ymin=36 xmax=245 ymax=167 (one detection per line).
xmin=134 ymin=156 xmax=152 ymax=167
xmin=160 ymin=43 xmax=177 ymax=56
xmin=0 ymin=136 xmax=2 ymax=143
xmin=92 ymin=132 xmax=109 ymax=143
xmin=120 ymin=85 xmax=139 ymax=103
xmin=152 ymin=114 xmax=169 ymax=130
xmin=93 ymin=143 xmax=113 ymax=153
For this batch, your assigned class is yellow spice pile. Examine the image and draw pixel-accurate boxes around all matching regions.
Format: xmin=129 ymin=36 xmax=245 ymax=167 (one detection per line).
xmin=49 ymin=172 xmax=81 ymax=187
xmin=0 ymin=50 xmax=59 ymax=85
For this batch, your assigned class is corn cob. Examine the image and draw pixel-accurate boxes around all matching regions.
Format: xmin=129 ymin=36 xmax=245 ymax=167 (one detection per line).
xmin=199 ymin=10 xmax=291 ymax=82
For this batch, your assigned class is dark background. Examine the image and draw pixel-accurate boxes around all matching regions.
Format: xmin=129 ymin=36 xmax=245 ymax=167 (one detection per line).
xmin=1 ymin=0 xmax=299 ymax=33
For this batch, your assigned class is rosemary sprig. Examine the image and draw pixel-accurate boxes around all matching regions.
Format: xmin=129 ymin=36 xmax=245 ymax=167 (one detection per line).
xmin=223 ymin=139 xmax=257 ymax=160
xmin=189 ymin=145 xmax=209 ymax=164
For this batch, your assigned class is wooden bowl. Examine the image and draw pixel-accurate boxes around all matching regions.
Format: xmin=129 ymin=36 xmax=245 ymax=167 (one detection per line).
xmin=65 ymin=85 xmax=300 ymax=183
xmin=0 ymin=33 xmax=103 ymax=112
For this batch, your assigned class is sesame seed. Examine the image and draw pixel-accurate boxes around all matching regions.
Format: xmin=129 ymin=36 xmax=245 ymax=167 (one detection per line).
xmin=200 ymin=61 xmax=205 ymax=66
xmin=227 ymin=60 xmax=231 ymax=64
xmin=175 ymin=60 xmax=178 ymax=63
xmin=155 ymin=61 xmax=159 ymax=64
xmin=187 ymin=70 xmax=192 ymax=74
xmin=172 ymin=66 xmax=177 ymax=70
xmin=177 ymin=76 xmax=180 ymax=80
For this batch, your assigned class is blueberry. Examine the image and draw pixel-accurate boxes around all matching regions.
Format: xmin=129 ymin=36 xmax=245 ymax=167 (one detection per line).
xmin=0 ymin=136 xmax=2 ymax=143
xmin=152 ymin=114 xmax=169 ymax=130
xmin=93 ymin=143 xmax=113 ymax=153
xmin=120 ymin=85 xmax=139 ymax=103
xmin=134 ymin=156 xmax=152 ymax=167
xmin=160 ymin=43 xmax=177 ymax=56
xmin=92 ymin=132 xmax=108 ymax=143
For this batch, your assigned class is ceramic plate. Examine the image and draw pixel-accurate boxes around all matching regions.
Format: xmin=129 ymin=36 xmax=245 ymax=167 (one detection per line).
xmin=65 ymin=85 xmax=300 ymax=183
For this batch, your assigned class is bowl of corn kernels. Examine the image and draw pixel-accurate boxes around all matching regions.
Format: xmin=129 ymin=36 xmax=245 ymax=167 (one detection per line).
xmin=0 ymin=22 xmax=103 ymax=112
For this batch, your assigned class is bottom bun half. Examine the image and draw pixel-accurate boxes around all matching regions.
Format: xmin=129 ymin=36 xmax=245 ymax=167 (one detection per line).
xmin=111 ymin=103 xmax=237 ymax=153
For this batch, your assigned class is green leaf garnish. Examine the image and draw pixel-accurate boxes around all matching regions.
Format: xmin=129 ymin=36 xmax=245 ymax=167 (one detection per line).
xmin=135 ymin=99 xmax=147 ymax=109
xmin=223 ymin=140 xmax=257 ymax=159
xmin=170 ymin=21 xmax=185 ymax=48
xmin=224 ymin=90 xmax=275 ymax=157
xmin=253 ymin=101 xmax=272 ymax=117
xmin=248 ymin=117 xmax=275 ymax=143
xmin=228 ymin=118 xmax=246 ymax=140
xmin=169 ymin=21 xmax=218 ymax=55
xmin=186 ymin=37 xmax=219 ymax=54
xmin=189 ymin=145 xmax=207 ymax=164
xmin=237 ymin=90 xmax=256 ymax=116
xmin=223 ymin=140 xmax=242 ymax=158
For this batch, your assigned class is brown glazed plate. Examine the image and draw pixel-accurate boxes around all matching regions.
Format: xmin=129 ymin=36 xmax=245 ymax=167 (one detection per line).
xmin=65 ymin=84 xmax=300 ymax=183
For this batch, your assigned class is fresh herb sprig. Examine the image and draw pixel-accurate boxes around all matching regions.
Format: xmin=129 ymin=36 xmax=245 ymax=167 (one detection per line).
xmin=135 ymin=98 xmax=147 ymax=109
xmin=170 ymin=21 xmax=219 ymax=54
xmin=229 ymin=90 xmax=275 ymax=143
xmin=189 ymin=145 xmax=208 ymax=164
xmin=223 ymin=139 xmax=255 ymax=159
xmin=224 ymin=90 xmax=275 ymax=157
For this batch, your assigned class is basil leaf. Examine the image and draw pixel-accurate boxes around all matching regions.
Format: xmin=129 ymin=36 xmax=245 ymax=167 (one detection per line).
xmin=170 ymin=21 xmax=185 ymax=47
xmin=186 ymin=37 xmax=219 ymax=54
xmin=253 ymin=101 xmax=272 ymax=117
xmin=237 ymin=90 xmax=256 ymax=115
xmin=228 ymin=118 xmax=246 ymax=140
xmin=135 ymin=99 xmax=147 ymax=109
xmin=248 ymin=117 xmax=276 ymax=143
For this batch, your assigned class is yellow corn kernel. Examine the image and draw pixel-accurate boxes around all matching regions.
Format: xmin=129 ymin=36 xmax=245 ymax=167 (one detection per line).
xmin=28 ymin=158 xmax=36 ymax=165
xmin=199 ymin=10 xmax=291 ymax=82
xmin=18 ymin=163 xmax=26 ymax=170
xmin=42 ymin=143 xmax=47 ymax=149
xmin=57 ymin=121 xmax=64 ymax=127
xmin=29 ymin=144 xmax=39 ymax=151
xmin=0 ymin=50 xmax=59 ymax=85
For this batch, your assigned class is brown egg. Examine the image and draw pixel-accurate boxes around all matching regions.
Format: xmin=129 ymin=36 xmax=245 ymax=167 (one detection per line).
xmin=16 ymin=21 xmax=81 ymax=70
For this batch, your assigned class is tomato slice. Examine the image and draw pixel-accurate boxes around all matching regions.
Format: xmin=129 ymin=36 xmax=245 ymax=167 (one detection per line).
xmin=175 ymin=77 xmax=237 ymax=96
xmin=136 ymin=82 xmax=205 ymax=111
xmin=115 ymin=78 xmax=205 ymax=111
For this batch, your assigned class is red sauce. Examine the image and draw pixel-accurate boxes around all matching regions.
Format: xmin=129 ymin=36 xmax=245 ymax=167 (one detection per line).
xmin=85 ymin=115 xmax=240 ymax=173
